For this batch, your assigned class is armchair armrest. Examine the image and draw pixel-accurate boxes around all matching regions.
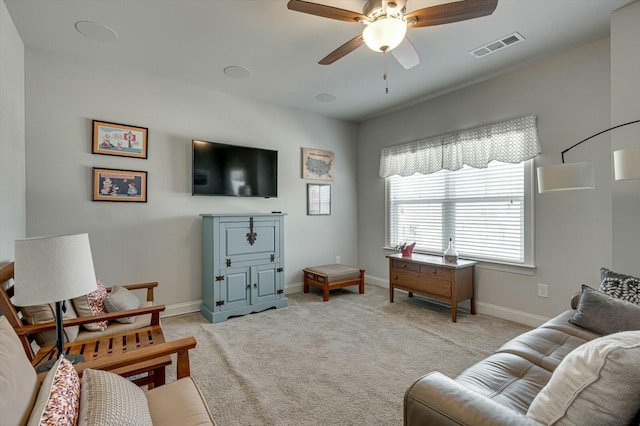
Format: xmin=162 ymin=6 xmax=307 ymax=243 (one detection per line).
xmin=15 ymin=305 xmax=166 ymax=336
xmin=112 ymin=281 xmax=158 ymax=302
xmin=404 ymin=372 xmax=541 ymax=426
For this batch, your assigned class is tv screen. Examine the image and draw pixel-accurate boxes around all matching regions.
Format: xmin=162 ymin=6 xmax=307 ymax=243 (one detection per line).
xmin=192 ymin=140 xmax=278 ymax=197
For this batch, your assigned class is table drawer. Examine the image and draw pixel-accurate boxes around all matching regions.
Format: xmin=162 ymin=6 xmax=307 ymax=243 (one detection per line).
xmin=419 ymin=265 xmax=452 ymax=281
xmin=391 ymin=259 xmax=420 ymax=273
xmin=390 ymin=271 xmax=452 ymax=298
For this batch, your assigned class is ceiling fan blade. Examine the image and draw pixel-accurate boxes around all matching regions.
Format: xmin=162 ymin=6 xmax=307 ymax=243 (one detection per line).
xmin=406 ymin=0 xmax=498 ymax=28
xmin=319 ymin=35 xmax=365 ymax=65
xmin=287 ymin=0 xmax=366 ymax=23
xmin=391 ymin=37 xmax=420 ymax=69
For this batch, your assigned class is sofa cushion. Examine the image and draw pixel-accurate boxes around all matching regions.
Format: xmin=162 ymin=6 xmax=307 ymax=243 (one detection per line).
xmin=146 ymin=377 xmax=216 ymax=426
xmin=570 ymin=285 xmax=640 ymax=335
xmin=104 ymin=285 xmax=140 ymax=324
xmin=19 ymin=301 xmax=80 ymax=347
xmin=599 ymin=267 xmax=640 ymax=305
xmin=28 ymin=356 xmax=80 ymax=426
xmin=527 ymin=330 xmax=640 ymax=425
xmin=454 ymin=352 xmax=551 ymax=415
xmin=79 ymin=368 xmax=152 ymax=426
xmin=72 ymin=279 xmax=109 ymax=332
xmin=0 ymin=316 xmax=39 ymax=426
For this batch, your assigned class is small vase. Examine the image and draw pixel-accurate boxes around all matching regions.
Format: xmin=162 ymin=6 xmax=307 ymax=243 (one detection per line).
xmin=443 ymin=238 xmax=459 ymax=263
xmin=401 ymin=242 xmax=416 ymax=257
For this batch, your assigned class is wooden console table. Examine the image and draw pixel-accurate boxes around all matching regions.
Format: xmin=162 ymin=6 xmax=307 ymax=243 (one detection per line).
xmin=32 ymin=325 xmax=170 ymax=388
xmin=387 ymin=253 xmax=477 ymax=322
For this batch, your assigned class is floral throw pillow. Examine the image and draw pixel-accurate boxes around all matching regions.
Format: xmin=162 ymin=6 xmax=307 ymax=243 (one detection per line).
xmin=599 ymin=268 xmax=640 ymax=306
xmin=71 ymin=279 xmax=109 ymax=332
xmin=28 ymin=356 xmax=80 ymax=426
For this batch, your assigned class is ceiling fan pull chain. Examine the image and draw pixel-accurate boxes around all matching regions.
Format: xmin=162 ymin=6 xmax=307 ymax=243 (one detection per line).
xmin=384 ymin=52 xmax=389 ymax=94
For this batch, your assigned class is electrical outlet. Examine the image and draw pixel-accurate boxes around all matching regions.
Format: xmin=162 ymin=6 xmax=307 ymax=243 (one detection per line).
xmin=538 ymin=283 xmax=549 ymax=298
xmin=336 ymin=256 xmax=341 ymax=264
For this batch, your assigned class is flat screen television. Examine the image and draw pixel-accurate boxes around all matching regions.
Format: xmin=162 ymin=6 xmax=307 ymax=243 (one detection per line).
xmin=192 ymin=140 xmax=278 ymax=198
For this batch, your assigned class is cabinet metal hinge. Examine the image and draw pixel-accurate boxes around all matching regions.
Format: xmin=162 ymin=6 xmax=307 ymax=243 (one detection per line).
xmin=215 ymin=300 xmax=225 ymax=307
xmin=215 ymin=275 xmax=225 ymax=281
xmin=277 ymin=289 xmax=284 ymax=294
xmin=276 ymin=267 xmax=284 ymax=273
xmin=246 ymin=217 xmax=258 ymax=245
xmin=226 ymin=258 xmax=232 ymax=267
xmin=270 ymin=254 xmax=275 ymax=262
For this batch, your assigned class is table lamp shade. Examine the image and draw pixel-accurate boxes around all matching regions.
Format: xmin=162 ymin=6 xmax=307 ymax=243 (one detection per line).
xmin=14 ymin=233 xmax=98 ymax=306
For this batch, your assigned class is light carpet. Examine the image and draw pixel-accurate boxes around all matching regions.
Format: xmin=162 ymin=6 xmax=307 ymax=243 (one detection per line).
xmin=162 ymin=286 xmax=531 ymax=426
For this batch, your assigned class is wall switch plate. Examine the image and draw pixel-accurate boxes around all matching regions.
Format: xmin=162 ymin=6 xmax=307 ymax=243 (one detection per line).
xmin=538 ymin=283 xmax=549 ymax=298
xmin=336 ymin=256 xmax=341 ymax=264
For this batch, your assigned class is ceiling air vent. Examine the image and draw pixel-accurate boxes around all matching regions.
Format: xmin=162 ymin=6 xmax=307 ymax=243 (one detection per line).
xmin=470 ymin=32 xmax=524 ymax=58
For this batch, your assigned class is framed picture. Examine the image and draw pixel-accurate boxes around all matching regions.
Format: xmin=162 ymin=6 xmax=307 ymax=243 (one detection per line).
xmin=307 ymin=184 xmax=331 ymax=215
xmin=302 ymin=148 xmax=334 ymax=180
xmin=92 ymin=168 xmax=147 ymax=202
xmin=92 ymin=120 xmax=148 ymax=159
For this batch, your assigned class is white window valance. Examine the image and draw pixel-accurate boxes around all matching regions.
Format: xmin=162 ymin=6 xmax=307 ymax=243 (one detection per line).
xmin=379 ymin=115 xmax=540 ymax=178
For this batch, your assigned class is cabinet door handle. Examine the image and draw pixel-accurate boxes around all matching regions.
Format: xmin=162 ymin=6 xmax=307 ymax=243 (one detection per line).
xmin=246 ymin=284 xmax=251 ymax=289
xmin=254 ymin=283 xmax=257 ymax=288
xmin=432 ymin=269 xmax=437 ymax=274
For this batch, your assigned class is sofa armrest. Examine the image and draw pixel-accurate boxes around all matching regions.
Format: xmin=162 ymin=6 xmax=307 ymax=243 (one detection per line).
xmin=404 ymin=372 xmax=542 ymax=426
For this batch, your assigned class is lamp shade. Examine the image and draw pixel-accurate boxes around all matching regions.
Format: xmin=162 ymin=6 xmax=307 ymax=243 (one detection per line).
xmin=536 ymin=162 xmax=595 ymax=193
xmin=363 ymin=17 xmax=407 ymax=52
xmin=14 ymin=233 xmax=97 ymax=306
xmin=613 ymin=148 xmax=640 ymax=180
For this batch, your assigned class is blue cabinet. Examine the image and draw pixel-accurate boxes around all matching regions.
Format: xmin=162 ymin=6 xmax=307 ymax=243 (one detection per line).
xmin=200 ymin=213 xmax=287 ymax=323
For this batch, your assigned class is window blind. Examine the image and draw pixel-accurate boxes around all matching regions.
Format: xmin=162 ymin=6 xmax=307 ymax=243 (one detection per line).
xmin=388 ymin=161 xmax=526 ymax=263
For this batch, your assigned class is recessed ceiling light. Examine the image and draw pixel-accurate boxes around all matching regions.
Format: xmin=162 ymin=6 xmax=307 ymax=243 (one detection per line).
xmin=315 ymin=93 xmax=336 ymax=102
xmin=75 ymin=21 xmax=118 ymax=42
xmin=223 ymin=66 xmax=251 ymax=79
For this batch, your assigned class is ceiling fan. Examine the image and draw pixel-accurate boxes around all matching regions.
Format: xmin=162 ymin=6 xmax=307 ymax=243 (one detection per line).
xmin=287 ymin=0 xmax=498 ymax=69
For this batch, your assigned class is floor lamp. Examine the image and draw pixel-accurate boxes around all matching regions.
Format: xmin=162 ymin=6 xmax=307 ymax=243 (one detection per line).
xmin=14 ymin=233 xmax=98 ymax=371
xmin=537 ymin=119 xmax=640 ymax=193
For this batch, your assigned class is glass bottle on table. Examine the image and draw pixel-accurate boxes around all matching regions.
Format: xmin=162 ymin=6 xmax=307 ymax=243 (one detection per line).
xmin=443 ymin=238 xmax=459 ymax=263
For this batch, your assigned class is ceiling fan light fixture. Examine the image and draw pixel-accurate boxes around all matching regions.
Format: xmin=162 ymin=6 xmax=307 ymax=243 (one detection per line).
xmin=362 ymin=17 xmax=407 ymax=53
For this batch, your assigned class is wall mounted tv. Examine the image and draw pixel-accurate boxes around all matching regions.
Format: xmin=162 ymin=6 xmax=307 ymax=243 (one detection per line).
xmin=192 ymin=140 xmax=278 ymax=198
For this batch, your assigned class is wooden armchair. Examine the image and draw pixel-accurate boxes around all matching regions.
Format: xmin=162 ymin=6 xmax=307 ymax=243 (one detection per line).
xmin=0 ymin=261 xmax=168 ymax=384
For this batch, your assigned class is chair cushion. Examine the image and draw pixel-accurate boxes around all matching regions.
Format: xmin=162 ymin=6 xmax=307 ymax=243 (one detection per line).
xmin=76 ymin=302 xmax=153 ymax=340
xmin=78 ymin=368 xmax=152 ymax=426
xmin=527 ymin=330 xmax=640 ymax=425
xmin=71 ymin=279 xmax=109 ymax=332
xmin=104 ymin=286 xmax=141 ymax=324
xmin=27 ymin=356 xmax=80 ymax=426
xmin=146 ymin=377 xmax=216 ymax=426
xmin=19 ymin=300 xmax=80 ymax=347
xmin=570 ymin=285 xmax=640 ymax=335
xmin=599 ymin=267 xmax=640 ymax=305
xmin=0 ymin=316 xmax=39 ymax=426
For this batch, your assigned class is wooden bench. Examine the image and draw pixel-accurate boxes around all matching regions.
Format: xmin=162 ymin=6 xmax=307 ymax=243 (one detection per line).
xmin=303 ymin=264 xmax=365 ymax=301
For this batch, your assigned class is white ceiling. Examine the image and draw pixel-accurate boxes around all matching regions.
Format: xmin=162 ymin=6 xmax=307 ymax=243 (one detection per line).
xmin=4 ymin=0 xmax=635 ymax=122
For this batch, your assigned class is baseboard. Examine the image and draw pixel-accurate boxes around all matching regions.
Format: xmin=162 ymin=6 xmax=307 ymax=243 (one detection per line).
xmin=286 ymin=281 xmax=304 ymax=294
xmin=366 ymin=275 xmax=389 ymax=288
xmin=162 ymin=300 xmax=202 ymax=318
xmin=476 ymin=302 xmax=548 ymax=327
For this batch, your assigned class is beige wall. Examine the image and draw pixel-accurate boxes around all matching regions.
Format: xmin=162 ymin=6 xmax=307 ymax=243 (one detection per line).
xmin=611 ymin=1 xmax=640 ymax=275
xmin=0 ymin=0 xmax=25 ymax=264
xmin=357 ymin=38 xmax=613 ymax=325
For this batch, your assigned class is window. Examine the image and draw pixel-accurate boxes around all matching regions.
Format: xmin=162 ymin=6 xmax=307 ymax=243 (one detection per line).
xmin=387 ymin=160 xmax=533 ymax=265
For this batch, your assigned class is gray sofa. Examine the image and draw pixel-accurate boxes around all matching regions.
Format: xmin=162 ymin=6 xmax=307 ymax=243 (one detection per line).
xmin=404 ymin=289 xmax=640 ymax=425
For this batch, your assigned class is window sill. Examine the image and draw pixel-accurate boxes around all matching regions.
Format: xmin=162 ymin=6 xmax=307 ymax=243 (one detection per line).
xmin=383 ymin=247 xmax=536 ymax=276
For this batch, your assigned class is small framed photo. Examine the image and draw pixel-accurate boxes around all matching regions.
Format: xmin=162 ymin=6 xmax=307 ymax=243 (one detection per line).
xmin=92 ymin=120 xmax=148 ymax=159
xmin=92 ymin=168 xmax=147 ymax=202
xmin=302 ymin=148 xmax=334 ymax=180
xmin=307 ymin=183 xmax=331 ymax=215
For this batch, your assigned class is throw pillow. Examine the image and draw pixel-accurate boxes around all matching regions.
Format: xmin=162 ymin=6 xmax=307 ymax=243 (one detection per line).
xmin=569 ymin=285 xmax=640 ymax=335
xmin=71 ymin=278 xmax=109 ymax=332
xmin=27 ymin=356 xmax=80 ymax=426
xmin=78 ymin=368 xmax=152 ymax=426
xmin=19 ymin=301 xmax=80 ymax=347
xmin=527 ymin=330 xmax=640 ymax=425
xmin=104 ymin=286 xmax=141 ymax=324
xmin=599 ymin=267 xmax=640 ymax=305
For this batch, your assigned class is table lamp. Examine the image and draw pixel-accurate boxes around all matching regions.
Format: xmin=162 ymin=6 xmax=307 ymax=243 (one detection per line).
xmin=13 ymin=233 xmax=98 ymax=370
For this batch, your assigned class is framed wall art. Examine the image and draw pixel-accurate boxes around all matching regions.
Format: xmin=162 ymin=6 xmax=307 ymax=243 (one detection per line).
xmin=302 ymin=148 xmax=334 ymax=181
xmin=92 ymin=120 xmax=148 ymax=159
xmin=92 ymin=168 xmax=147 ymax=202
xmin=307 ymin=183 xmax=331 ymax=215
